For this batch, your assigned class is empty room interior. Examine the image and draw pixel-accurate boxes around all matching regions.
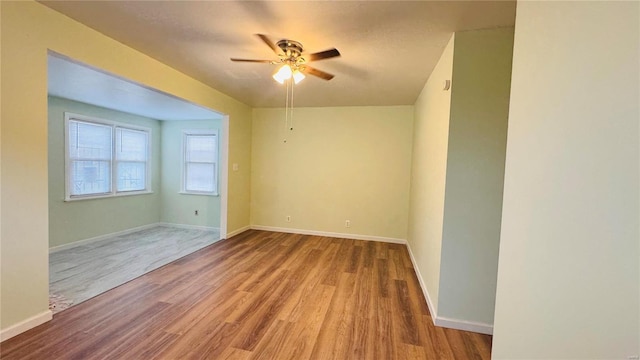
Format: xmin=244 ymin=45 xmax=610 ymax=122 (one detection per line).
xmin=1 ymin=1 xmax=638 ymax=359
xmin=46 ymin=54 xmax=229 ymax=312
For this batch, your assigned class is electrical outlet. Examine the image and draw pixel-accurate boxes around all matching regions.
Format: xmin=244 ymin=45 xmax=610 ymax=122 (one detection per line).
xmin=195 ymin=210 xmax=199 ymax=216
xmin=345 ymin=220 xmax=351 ymax=228
xmin=286 ymin=215 xmax=291 ymax=222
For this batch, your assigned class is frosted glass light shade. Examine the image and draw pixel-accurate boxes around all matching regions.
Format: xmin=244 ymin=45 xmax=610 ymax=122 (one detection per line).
xmin=292 ymin=70 xmax=305 ymax=84
xmin=273 ymin=65 xmax=292 ymax=84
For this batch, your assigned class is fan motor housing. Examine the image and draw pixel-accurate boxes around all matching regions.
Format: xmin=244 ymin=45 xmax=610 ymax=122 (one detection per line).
xmin=277 ymin=39 xmax=303 ymax=57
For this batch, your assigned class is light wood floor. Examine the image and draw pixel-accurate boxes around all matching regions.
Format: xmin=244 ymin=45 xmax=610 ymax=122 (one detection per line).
xmin=3 ymin=230 xmax=492 ymax=359
xmin=50 ymin=225 xmax=220 ymax=313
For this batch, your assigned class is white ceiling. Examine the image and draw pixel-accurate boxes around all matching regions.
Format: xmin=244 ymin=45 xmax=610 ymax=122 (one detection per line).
xmin=48 ymin=54 xmax=223 ymax=121
xmin=41 ymin=1 xmax=516 ymax=108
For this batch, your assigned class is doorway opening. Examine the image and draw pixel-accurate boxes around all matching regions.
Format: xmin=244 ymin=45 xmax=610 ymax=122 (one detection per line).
xmin=47 ymin=52 xmax=229 ymax=313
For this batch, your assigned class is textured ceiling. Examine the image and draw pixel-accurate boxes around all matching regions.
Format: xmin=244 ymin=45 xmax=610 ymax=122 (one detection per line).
xmin=40 ymin=1 xmax=516 ymax=108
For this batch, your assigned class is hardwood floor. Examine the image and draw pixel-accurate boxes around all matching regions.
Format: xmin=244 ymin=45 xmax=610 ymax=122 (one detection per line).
xmin=50 ymin=225 xmax=221 ymax=313
xmin=2 ymin=230 xmax=492 ymax=359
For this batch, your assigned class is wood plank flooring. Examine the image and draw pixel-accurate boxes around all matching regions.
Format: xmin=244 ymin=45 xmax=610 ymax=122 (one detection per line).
xmin=2 ymin=230 xmax=492 ymax=359
xmin=50 ymin=225 xmax=220 ymax=313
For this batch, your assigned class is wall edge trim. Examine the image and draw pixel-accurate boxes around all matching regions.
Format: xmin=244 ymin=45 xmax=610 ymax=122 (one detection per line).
xmin=405 ymin=242 xmax=438 ymax=324
xmin=225 ymin=225 xmax=251 ymax=239
xmin=405 ymin=241 xmax=494 ymax=335
xmin=49 ymin=223 xmax=161 ymax=253
xmin=250 ymin=225 xmax=407 ymax=244
xmin=158 ymin=222 xmax=220 ymax=232
xmin=0 ymin=310 xmax=52 ymax=342
xmin=50 ymin=222 xmax=221 ymax=253
xmin=435 ymin=317 xmax=493 ymax=335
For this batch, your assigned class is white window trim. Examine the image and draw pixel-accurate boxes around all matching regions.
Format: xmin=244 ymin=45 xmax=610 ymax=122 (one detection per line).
xmin=180 ymin=129 xmax=219 ymax=196
xmin=64 ymin=112 xmax=153 ymax=201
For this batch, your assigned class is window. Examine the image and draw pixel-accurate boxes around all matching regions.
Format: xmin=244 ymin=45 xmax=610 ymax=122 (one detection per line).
xmin=65 ymin=113 xmax=151 ymax=200
xmin=182 ymin=130 xmax=218 ymax=195
xmin=115 ymin=128 xmax=148 ymax=192
xmin=67 ymin=120 xmax=112 ymax=196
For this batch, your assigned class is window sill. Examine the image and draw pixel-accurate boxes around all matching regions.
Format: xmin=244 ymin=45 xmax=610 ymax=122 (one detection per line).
xmin=65 ymin=190 xmax=154 ymax=202
xmin=179 ymin=191 xmax=219 ymax=197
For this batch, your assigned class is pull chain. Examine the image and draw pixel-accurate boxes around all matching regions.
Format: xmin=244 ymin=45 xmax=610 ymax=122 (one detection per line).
xmin=289 ymin=78 xmax=294 ymax=131
xmin=283 ymin=78 xmax=295 ymax=143
xmin=284 ymin=78 xmax=290 ymax=143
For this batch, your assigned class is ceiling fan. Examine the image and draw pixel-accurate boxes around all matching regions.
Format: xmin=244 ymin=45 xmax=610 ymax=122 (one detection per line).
xmin=230 ymin=34 xmax=341 ymax=82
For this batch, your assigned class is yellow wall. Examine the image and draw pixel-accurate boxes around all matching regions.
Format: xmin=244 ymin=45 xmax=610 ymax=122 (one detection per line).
xmin=0 ymin=1 xmax=251 ymax=331
xmin=407 ymin=35 xmax=455 ymax=315
xmin=251 ymin=106 xmax=413 ymax=240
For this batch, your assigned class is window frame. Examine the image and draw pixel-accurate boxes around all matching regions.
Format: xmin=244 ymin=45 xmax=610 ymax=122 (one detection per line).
xmin=180 ymin=129 xmax=219 ymax=196
xmin=64 ymin=112 xmax=152 ymax=201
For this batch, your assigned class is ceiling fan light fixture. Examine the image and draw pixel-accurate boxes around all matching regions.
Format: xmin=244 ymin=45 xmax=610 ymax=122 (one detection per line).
xmin=292 ymin=70 xmax=305 ymax=84
xmin=232 ymin=34 xmax=339 ymax=83
xmin=273 ymin=64 xmax=292 ymax=84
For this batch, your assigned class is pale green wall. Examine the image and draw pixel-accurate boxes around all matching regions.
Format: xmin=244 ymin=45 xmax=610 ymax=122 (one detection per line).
xmin=407 ymin=34 xmax=455 ymax=316
xmin=408 ymin=28 xmax=513 ymax=330
xmin=48 ymin=96 xmax=162 ymax=248
xmin=161 ymin=120 xmax=222 ymax=227
xmin=49 ymin=98 xmax=222 ymax=247
xmin=438 ymin=28 xmax=513 ymax=325
xmin=251 ymin=106 xmax=413 ymax=240
xmin=493 ymin=2 xmax=639 ymax=358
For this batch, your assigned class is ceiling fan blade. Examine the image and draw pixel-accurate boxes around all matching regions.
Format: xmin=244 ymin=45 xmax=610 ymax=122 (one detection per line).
xmin=256 ymin=34 xmax=282 ymax=55
xmin=230 ymin=58 xmax=274 ymax=63
xmin=301 ymin=66 xmax=335 ymax=81
xmin=306 ymin=48 xmax=341 ymax=62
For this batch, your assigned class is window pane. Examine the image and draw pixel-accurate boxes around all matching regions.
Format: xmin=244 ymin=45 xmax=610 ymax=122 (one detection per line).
xmin=116 ymin=128 xmax=147 ymax=161
xmin=186 ymin=135 xmax=216 ymax=163
xmin=185 ymin=163 xmax=215 ymax=192
xmin=69 ymin=120 xmax=112 ymax=160
xmin=66 ymin=117 xmax=153 ymax=199
xmin=70 ymin=160 xmax=111 ymax=195
xmin=117 ymin=162 xmax=146 ymax=192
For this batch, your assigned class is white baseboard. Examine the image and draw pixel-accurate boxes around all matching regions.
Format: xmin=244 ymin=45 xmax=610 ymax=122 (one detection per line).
xmin=405 ymin=242 xmax=438 ymax=322
xmin=159 ymin=222 xmax=220 ymax=232
xmin=435 ymin=316 xmax=493 ymax=335
xmin=405 ymin=242 xmax=493 ymax=335
xmin=250 ymin=225 xmax=407 ymax=244
xmin=225 ymin=225 xmax=251 ymax=239
xmin=0 ymin=310 xmax=52 ymax=342
xmin=49 ymin=223 xmax=160 ymax=253
xmin=50 ymin=222 xmax=220 ymax=254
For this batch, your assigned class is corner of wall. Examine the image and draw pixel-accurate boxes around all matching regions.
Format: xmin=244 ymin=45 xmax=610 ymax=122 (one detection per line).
xmin=405 ymin=241 xmax=494 ymax=335
xmin=437 ymin=26 xmax=514 ymax=327
xmin=407 ymin=33 xmax=455 ymax=321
